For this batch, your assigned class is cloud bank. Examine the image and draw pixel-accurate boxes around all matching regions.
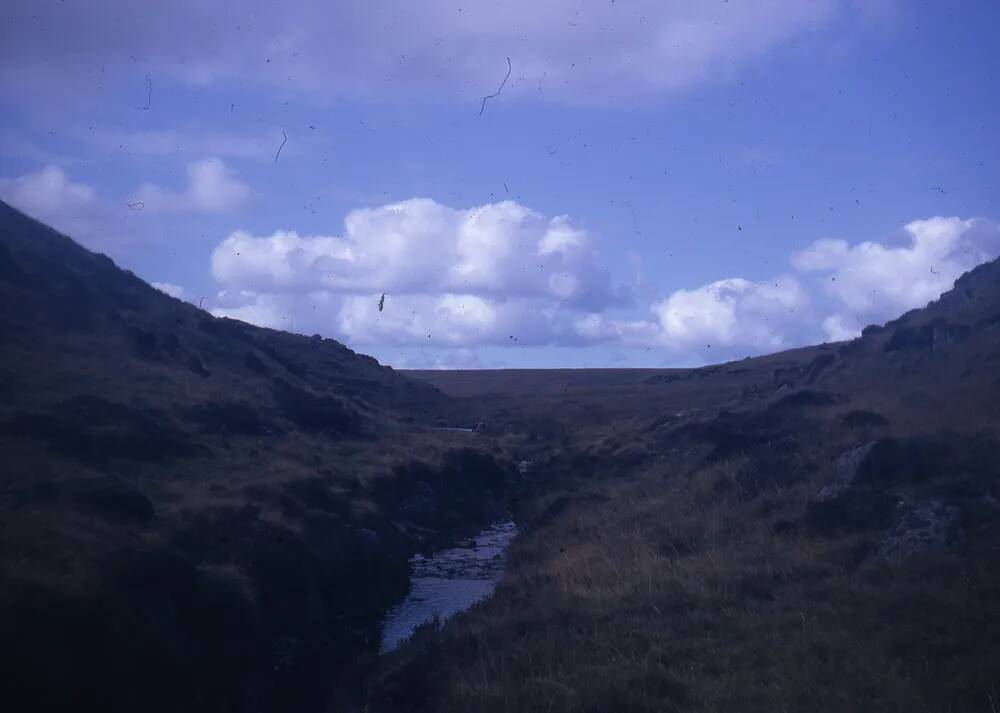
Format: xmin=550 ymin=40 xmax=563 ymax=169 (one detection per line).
xmin=209 ymin=195 xmax=1000 ymax=364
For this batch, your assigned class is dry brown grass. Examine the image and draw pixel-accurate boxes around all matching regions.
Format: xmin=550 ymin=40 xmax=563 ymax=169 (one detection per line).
xmin=379 ymin=443 xmax=1000 ymax=713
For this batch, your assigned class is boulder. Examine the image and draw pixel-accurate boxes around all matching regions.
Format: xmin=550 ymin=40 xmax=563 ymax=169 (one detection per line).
xmin=869 ymin=499 xmax=964 ymax=565
xmin=806 ymin=442 xmax=900 ymax=534
xmin=814 ymin=442 xmax=877 ymax=501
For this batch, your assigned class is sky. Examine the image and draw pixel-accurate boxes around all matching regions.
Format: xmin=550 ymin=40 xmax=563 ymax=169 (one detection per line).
xmin=1 ymin=0 xmax=999 ymax=369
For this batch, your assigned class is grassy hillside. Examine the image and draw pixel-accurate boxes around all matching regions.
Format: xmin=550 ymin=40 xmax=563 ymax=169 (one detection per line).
xmin=374 ymin=260 xmax=1000 ymax=712
xmin=0 ymin=201 xmax=519 ymax=713
xmin=4 ymin=197 xmax=999 ymax=712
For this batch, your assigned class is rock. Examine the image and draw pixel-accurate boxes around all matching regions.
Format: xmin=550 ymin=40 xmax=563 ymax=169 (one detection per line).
xmin=806 ymin=442 xmax=899 ymax=533
xmin=869 ymin=499 xmax=964 ymax=565
xmin=814 ymin=442 xmax=877 ymax=501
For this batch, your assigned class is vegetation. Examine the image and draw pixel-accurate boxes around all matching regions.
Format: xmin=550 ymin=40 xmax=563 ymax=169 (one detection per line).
xmin=0 ymin=201 xmax=512 ymax=712
xmin=3 ymin=199 xmax=999 ymax=712
xmin=376 ymin=258 xmax=1000 ymax=712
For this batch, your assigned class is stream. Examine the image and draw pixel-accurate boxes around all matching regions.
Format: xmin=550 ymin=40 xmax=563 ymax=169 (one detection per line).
xmin=378 ymin=520 xmax=517 ymax=654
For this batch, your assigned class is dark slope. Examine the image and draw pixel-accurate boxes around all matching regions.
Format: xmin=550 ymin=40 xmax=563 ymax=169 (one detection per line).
xmin=0 ymin=199 xmax=442 ymax=423
xmin=376 ymin=261 xmax=1000 ymax=713
xmin=0 ymin=201 xmax=516 ymax=713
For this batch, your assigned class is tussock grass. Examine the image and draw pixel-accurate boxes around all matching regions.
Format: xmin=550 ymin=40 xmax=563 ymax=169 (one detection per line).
xmin=381 ymin=449 xmax=1000 ymax=713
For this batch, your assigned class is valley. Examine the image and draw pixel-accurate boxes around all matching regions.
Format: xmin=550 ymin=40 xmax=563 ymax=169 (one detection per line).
xmin=2 ymin=199 xmax=999 ymax=712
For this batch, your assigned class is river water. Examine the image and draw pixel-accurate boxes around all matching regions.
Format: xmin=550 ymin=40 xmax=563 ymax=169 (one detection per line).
xmin=378 ymin=520 xmax=517 ymax=654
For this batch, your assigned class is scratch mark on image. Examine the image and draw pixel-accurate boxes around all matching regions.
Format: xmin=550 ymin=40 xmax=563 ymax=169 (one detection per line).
xmin=274 ymin=130 xmax=287 ymax=163
xmin=479 ymin=56 xmax=511 ymax=116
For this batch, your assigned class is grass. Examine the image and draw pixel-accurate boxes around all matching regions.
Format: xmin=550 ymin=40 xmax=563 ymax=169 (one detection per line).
xmin=378 ymin=289 xmax=1000 ymax=712
xmin=4 ymin=204 xmax=1000 ymax=711
xmin=381 ymin=450 xmax=1000 ymax=713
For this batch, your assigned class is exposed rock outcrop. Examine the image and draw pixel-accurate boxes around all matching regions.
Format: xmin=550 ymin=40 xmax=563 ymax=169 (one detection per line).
xmin=868 ymin=499 xmax=964 ymax=565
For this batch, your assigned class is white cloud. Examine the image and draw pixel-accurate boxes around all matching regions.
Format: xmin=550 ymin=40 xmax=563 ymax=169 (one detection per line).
xmin=0 ymin=165 xmax=123 ymax=247
xmin=211 ymin=198 xmax=617 ymax=307
xmin=651 ymin=276 xmax=809 ymax=351
xmin=208 ymin=197 xmax=628 ymax=350
xmin=208 ymin=211 xmax=999 ymax=365
xmin=793 ymin=216 xmax=1000 ymax=334
xmin=337 ymin=293 xmax=500 ymax=347
xmin=132 ymin=158 xmax=250 ymax=214
xmin=151 ymin=281 xmax=186 ymax=299
xmin=821 ymin=314 xmax=858 ymax=342
xmin=211 ymin=292 xmax=294 ymax=330
xmin=0 ymin=165 xmax=95 ymax=216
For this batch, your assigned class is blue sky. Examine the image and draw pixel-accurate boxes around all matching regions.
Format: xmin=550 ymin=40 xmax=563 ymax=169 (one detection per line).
xmin=2 ymin=0 xmax=998 ymax=368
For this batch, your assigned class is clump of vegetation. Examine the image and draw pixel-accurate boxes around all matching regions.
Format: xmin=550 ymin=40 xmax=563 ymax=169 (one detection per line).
xmin=272 ymin=380 xmax=362 ymax=435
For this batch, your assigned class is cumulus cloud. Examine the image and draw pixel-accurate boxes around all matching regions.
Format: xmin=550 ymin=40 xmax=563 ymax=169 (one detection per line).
xmin=208 ymin=197 xmax=630 ymax=350
xmin=211 ymin=292 xmax=294 ymax=330
xmin=793 ymin=217 xmax=1000 ymax=340
xmin=0 ymin=165 xmax=122 ymax=246
xmin=1 ymin=0 xmax=882 ymax=106
xmin=211 ymin=198 xmax=618 ymax=307
xmin=0 ymin=165 xmax=95 ymax=216
xmin=132 ymin=158 xmax=250 ymax=214
xmin=209 ymin=209 xmax=999 ymax=366
xmin=651 ymin=276 xmax=809 ymax=352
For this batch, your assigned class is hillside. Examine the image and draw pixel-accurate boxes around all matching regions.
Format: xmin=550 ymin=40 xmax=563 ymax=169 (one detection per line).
xmin=375 ymin=260 xmax=1000 ymax=712
xmin=4 ymin=197 xmax=1000 ymax=713
xmin=0 ymin=201 xmax=517 ymax=713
